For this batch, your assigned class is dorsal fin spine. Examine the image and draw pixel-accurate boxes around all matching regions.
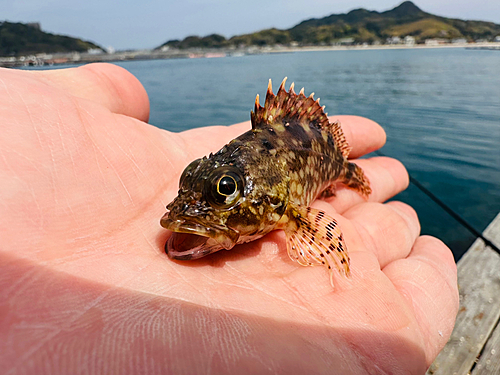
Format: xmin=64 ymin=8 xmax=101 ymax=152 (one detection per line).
xmin=252 ymin=79 xmax=352 ymax=157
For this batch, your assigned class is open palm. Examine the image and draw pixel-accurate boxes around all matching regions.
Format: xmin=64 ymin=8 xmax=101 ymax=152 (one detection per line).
xmin=1 ymin=64 xmax=458 ymax=374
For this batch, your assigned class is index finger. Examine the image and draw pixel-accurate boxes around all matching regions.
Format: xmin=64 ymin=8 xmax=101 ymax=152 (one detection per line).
xmin=179 ymin=115 xmax=386 ymax=161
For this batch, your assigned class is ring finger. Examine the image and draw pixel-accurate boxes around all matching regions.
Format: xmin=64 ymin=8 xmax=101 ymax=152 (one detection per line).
xmin=342 ymin=201 xmax=421 ymax=268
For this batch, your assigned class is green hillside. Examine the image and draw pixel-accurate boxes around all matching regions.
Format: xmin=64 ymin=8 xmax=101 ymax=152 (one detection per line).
xmin=0 ymin=21 xmax=103 ymax=56
xmin=158 ymin=1 xmax=500 ymax=49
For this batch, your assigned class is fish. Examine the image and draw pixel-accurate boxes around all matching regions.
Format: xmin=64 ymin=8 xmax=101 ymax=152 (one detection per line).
xmin=160 ymin=78 xmax=371 ymax=284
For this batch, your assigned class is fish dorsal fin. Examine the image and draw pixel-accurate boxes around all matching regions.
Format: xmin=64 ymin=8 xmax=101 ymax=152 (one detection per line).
xmin=250 ymin=78 xmax=352 ymax=158
xmin=329 ymin=121 xmax=352 ymax=158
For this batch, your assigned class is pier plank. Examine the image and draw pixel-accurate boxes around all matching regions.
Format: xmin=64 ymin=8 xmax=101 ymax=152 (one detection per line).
xmin=471 ymin=319 xmax=500 ymax=374
xmin=427 ymin=213 xmax=500 ymax=375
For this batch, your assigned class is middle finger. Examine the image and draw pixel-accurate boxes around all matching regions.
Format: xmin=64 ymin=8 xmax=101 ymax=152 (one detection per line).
xmin=326 ymin=156 xmax=409 ymax=214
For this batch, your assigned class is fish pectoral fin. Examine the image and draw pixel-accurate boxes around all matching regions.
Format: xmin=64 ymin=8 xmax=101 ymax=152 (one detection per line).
xmin=284 ymin=205 xmax=350 ymax=286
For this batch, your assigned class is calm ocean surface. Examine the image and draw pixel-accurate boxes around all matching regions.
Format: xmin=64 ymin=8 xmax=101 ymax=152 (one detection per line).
xmin=36 ymin=48 xmax=500 ymax=260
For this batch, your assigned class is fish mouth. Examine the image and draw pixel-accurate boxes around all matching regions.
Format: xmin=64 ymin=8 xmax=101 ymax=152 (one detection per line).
xmin=160 ymin=213 xmax=239 ymax=260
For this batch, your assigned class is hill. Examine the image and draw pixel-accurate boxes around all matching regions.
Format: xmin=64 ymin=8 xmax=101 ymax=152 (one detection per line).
xmin=0 ymin=21 xmax=103 ymax=56
xmin=158 ymin=1 xmax=500 ymax=49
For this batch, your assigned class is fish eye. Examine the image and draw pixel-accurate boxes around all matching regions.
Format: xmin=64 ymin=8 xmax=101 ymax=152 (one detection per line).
xmin=206 ymin=167 xmax=244 ymax=209
xmin=217 ymin=175 xmax=237 ymax=196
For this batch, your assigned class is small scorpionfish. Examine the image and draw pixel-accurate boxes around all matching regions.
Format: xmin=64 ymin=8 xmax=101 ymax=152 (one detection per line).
xmin=161 ymin=78 xmax=371 ymax=285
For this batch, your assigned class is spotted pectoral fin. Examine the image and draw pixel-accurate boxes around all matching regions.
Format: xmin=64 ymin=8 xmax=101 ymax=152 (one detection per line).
xmin=284 ymin=205 xmax=350 ymax=286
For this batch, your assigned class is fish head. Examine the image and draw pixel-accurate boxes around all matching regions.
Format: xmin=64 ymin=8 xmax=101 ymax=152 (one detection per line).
xmin=161 ymin=149 xmax=289 ymax=260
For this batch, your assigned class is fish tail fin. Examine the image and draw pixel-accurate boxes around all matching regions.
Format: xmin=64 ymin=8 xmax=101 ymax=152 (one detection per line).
xmin=342 ymin=162 xmax=371 ymax=198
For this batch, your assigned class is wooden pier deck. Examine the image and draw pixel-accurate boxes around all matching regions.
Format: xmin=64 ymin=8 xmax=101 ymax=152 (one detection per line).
xmin=427 ymin=213 xmax=500 ymax=375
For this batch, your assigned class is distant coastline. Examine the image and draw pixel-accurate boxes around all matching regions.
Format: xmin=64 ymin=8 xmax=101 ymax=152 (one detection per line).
xmin=3 ymin=1 xmax=500 ymax=68
xmin=2 ymin=42 xmax=499 ymax=69
xmin=266 ymin=42 xmax=500 ymax=53
xmin=158 ymin=1 xmax=500 ymax=53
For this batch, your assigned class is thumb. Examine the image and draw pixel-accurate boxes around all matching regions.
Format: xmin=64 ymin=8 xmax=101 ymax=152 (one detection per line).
xmin=34 ymin=63 xmax=150 ymax=122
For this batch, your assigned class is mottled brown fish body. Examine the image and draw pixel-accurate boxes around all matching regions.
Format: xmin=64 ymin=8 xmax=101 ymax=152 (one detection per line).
xmin=161 ymin=78 xmax=371 ymax=285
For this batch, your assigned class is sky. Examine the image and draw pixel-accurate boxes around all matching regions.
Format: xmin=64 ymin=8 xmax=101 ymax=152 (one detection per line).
xmin=2 ymin=0 xmax=500 ymax=50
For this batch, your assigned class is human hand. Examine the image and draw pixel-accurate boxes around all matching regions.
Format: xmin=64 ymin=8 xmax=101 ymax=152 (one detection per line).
xmin=0 ymin=64 xmax=458 ymax=374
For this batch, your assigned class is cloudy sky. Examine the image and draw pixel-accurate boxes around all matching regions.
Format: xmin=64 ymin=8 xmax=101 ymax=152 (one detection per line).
xmin=2 ymin=0 xmax=500 ymax=50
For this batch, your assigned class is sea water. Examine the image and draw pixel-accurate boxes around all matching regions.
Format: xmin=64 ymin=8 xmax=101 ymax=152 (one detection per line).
xmin=37 ymin=48 xmax=500 ymax=260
